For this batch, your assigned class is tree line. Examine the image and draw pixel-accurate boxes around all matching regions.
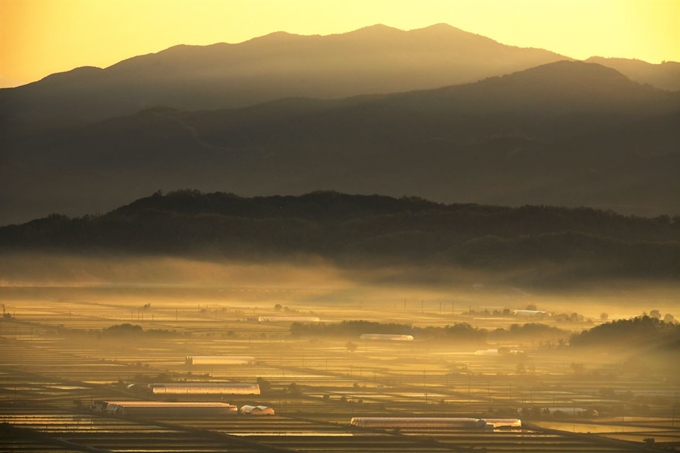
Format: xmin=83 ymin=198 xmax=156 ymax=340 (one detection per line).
xmin=290 ymin=320 xmax=566 ymax=344
xmin=1 ymin=191 xmax=679 ymax=281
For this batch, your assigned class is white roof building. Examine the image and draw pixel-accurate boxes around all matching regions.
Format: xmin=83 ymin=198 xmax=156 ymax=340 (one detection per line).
xmin=359 ymin=334 xmax=414 ymax=341
xmin=349 ymin=417 xmax=521 ymax=429
xmin=350 ymin=417 xmax=485 ymax=428
xmin=185 ymin=356 xmax=255 ymax=365
xmin=150 ymin=383 xmax=260 ymax=395
xmin=103 ymin=401 xmax=237 ymax=416
xmin=483 ymin=419 xmax=522 ymax=428
xmin=258 ymin=316 xmax=320 ymax=322
xmin=240 ymin=405 xmax=275 ymax=415
xmin=512 ymin=310 xmax=550 ymax=317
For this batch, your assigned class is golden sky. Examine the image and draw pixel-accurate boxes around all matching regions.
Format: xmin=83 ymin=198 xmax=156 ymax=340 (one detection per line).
xmin=1 ymin=0 xmax=679 ymax=88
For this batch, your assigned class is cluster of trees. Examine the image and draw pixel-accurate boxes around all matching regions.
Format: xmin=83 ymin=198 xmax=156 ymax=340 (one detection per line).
xmin=518 ymin=406 xmax=600 ymax=419
xmin=488 ymin=323 xmax=569 ymax=343
xmin=570 ymin=315 xmax=680 ymax=351
xmin=552 ymin=312 xmax=590 ymax=324
xmin=291 ymin=320 xmax=414 ymax=337
xmin=464 ymin=306 xmax=589 ymax=325
xmin=59 ymin=323 xmax=184 ymax=339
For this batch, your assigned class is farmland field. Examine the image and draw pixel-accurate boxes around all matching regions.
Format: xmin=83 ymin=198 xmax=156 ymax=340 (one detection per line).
xmin=1 ymin=285 xmax=679 ymax=452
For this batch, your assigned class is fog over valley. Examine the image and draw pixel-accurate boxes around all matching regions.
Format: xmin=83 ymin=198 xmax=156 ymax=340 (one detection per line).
xmin=2 ymin=11 xmax=679 ymax=453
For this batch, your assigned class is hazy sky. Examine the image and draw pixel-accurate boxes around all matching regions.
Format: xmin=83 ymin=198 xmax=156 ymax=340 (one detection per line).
xmin=2 ymin=0 xmax=679 ymax=88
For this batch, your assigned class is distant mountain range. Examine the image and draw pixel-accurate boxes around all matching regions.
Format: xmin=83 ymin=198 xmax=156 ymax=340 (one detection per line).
xmin=1 ymin=24 xmax=571 ymax=124
xmin=1 ymin=24 xmax=679 ymax=225
xmin=1 ymin=24 xmax=678 ymax=126
xmin=585 ymin=57 xmax=680 ymax=91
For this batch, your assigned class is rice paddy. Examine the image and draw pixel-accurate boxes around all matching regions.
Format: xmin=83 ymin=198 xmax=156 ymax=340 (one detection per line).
xmin=1 ymin=285 xmax=678 ymax=452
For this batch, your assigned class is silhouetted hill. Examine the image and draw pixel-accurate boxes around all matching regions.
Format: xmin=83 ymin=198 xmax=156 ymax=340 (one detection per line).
xmin=2 ymin=61 xmax=679 ymax=225
xmin=2 ymin=191 xmax=679 ymax=286
xmin=0 ymin=24 xmax=569 ymax=123
xmin=586 ymin=57 xmax=680 ymax=91
xmin=570 ymin=316 xmax=680 ymax=351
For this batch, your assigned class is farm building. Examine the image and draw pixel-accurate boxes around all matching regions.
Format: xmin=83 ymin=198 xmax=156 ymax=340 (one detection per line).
xmin=102 ymin=401 xmax=237 ymax=416
xmin=258 ymin=316 xmax=320 ymax=322
xmin=350 ymin=417 xmax=485 ymax=428
xmin=349 ymin=417 xmax=521 ymax=429
xmin=240 ymin=405 xmax=275 ymax=415
xmin=359 ymin=334 xmax=414 ymax=341
xmin=482 ymin=419 xmax=522 ymax=428
xmin=150 ymin=383 xmax=260 ymax=395
xmin=474 ymin=349 xmax=499 ymax=356
xmin=512 ymin=310 xmax=550 ymax=317
xmin=542 ymin=407 xmax=596 ymax=416
xmin=185 ymin=355 xmax=255 ymax=365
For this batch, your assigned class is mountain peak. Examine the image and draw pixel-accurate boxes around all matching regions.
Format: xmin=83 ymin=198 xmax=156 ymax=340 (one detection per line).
xmin=412 ymin=23 xmax=462 ymax=33
xmin=344 ymin=24 xmax=403 ymax=36
xmin=245 ymin=30 xmax=304 ymax=44
xmin=519 ymin=60 xmax=631 ymax=81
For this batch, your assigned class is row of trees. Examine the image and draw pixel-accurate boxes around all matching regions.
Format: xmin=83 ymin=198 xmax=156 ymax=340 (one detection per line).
xmin=58 ymin=323 xmax=184 ymax=338
xmin=290 ymin=320 xmax=567 ymax=344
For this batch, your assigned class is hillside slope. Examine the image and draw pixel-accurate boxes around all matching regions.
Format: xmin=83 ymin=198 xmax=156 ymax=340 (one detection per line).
xmin=2 ymin=191 xmax=678 ymax=287
xmin=2 ymin=61 xmax=679 ymax=225
xmin=0 ymin=24 xmax=568 ymax=123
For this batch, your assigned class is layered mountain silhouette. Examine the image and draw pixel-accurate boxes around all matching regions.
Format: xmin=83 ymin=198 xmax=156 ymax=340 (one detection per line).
xmin=586 ymin=57 xmax=680 ymax=91
xmin=3 ymin=24 xmax=678 ymax=128
xmin=0 ymin=24 xmax=572 ymax=124
xmin=2 ymin=59 xmax=679 ymax=225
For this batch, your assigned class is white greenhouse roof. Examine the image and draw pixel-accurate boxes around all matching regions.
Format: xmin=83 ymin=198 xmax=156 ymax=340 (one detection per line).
xmin=359 ymin=334 xmax=414 ymax=341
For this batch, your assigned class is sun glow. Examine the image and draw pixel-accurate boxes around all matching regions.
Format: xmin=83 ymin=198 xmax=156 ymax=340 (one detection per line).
xmin=1 ymin=0 xmax=679 ymax=87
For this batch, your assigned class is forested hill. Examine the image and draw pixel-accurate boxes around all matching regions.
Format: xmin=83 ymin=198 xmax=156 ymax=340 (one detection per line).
xmin=570 ymin=316 xmax=680 ymax=351
xmin=2 ymin=191 xmax=679 ymax=283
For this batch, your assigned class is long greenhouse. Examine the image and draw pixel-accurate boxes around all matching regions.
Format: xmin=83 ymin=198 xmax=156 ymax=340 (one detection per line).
xmin=150 ymin=383 xmax=261 ymax=395
xmin=349 ymin=417 xmax=522 ymax=429
xmin=350 ymin=417 xmax=486 ymax=428
xmin=257 ymin=316 xmax=321 ymax=322
xmin=185 ymin=355 xmax=255 ymax=365
xmin=103 ymin=401 xmax=238 ymax=416
xmin=359 ymin=334 xmax=414 ymax=341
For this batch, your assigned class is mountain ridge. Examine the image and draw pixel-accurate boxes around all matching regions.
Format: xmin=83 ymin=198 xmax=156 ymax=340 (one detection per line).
xmin=586 ymin=56 xmax=680 ymax=91
xmin=0 ymin=24 xmax=572 ymax=123
xmin=2 ymin=191 xmax=678 ymax=286
xmin=3 ymin=23 xmax=676 ymax=127
xmin=2 ymin=60 xmax=679 ymax=225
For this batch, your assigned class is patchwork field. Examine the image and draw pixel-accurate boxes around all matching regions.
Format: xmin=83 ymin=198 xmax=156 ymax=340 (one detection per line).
xmin=1 ymin=285 xmax=678 ymax=452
